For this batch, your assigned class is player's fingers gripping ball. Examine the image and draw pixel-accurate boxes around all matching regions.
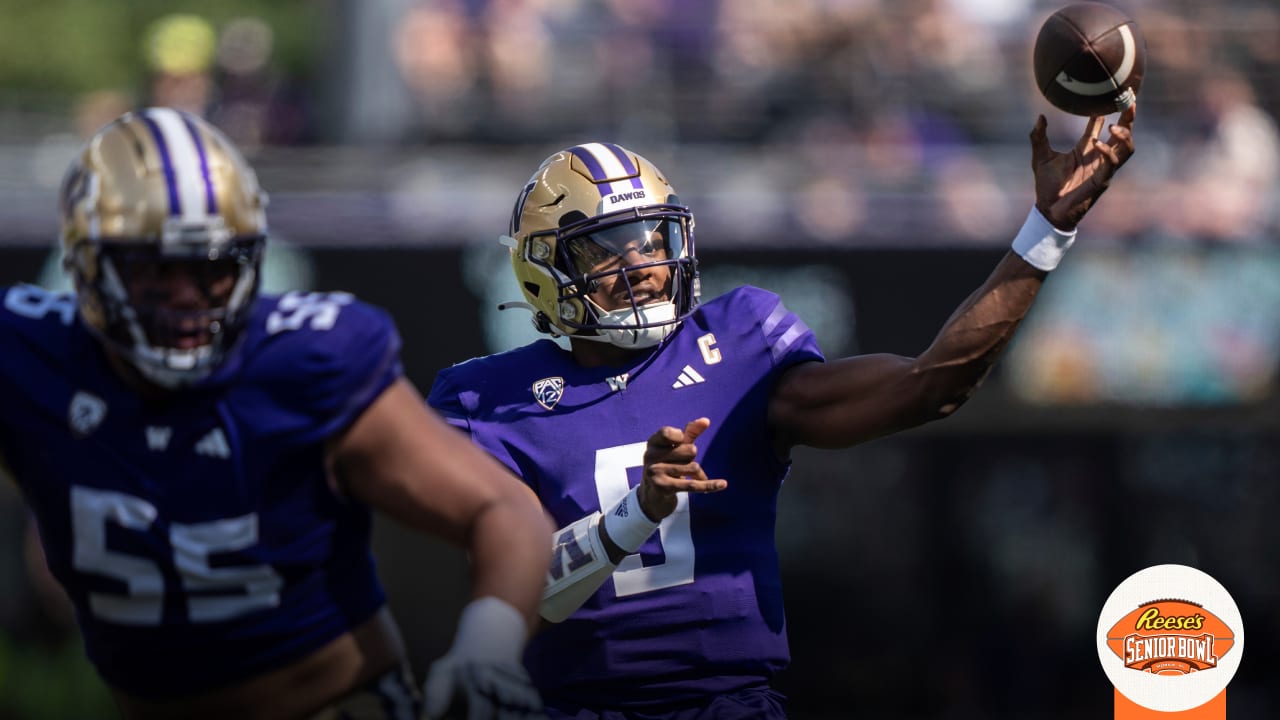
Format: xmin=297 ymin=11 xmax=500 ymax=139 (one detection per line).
xmin=1033 ymin=2 xmax=1146 ymax=117
xmin=423 ymin=597 xmax=545 ymax=720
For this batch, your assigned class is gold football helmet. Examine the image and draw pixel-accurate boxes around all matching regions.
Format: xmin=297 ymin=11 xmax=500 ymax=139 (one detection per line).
xmin=501 ymin=143 xmax=698 ymax=349
xmin=60 ymin=108 xmax=267 ymax=388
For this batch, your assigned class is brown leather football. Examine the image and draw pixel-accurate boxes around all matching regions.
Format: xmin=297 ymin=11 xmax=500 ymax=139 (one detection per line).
xmin=1033 ymin=2 xmax=1146 ymax=116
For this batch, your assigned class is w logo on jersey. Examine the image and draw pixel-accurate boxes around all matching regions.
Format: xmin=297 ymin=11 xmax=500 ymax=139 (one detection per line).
xmin=532 ymin=377 xmax=565 ymax=410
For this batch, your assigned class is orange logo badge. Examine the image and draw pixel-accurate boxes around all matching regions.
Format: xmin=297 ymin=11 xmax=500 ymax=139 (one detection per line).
xmin=1105 ymin=599 xmax=1235 ymax=676
xmin=1096 ymin=564 xmax=1244 ymax=715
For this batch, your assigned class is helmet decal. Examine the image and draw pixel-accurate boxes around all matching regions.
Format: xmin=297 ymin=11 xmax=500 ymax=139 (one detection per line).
xmin=566 ymin=143 xmax=652 ymax=213
xmin=138 ymin=108 xmax=219 ymax=219
xmin=566 ymin=143 xmax=641 ymax=184
xmin=510 ymin=181 xmax=535 ymax=236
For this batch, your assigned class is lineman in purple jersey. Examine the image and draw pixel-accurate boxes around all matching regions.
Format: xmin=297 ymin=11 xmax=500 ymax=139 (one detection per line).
xmin=429 ymin=105 xmax=1138 ymax=720
xmin=0 ymin=109 xmax=553 ymax=720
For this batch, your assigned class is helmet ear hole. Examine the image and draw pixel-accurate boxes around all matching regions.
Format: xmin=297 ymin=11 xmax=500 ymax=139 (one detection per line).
xmin=559 ymin=211 xmax=588 ymax=227
xmin=523 ymin=281 xmax=541 ymax=297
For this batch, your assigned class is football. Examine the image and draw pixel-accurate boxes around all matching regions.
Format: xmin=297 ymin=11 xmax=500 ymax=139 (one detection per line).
xmin=1033 ymin=2 xmax=1146 ymax=117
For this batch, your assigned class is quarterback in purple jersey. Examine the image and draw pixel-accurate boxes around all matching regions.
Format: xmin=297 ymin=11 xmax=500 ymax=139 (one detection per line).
xmin=0 ymin=108 xmax=552 ymax=720
xmin=429 ymin=104 xmax=1137 ymax=719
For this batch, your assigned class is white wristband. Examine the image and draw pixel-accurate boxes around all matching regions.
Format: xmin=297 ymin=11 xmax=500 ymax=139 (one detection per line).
xmin=601 ymin=485 xmax=661 ymax=555
xmin=449 ymin=596 xmax=527 ymax=663
xmin=1011 ymin=206 xmax=1077 ymax=271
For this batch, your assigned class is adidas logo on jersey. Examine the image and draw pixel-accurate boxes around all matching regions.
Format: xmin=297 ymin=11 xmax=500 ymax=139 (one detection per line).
xmin=671 ymin=365 xmax=706 ymax=389
xmin=195 ymin=428 xmax=230 ymax=459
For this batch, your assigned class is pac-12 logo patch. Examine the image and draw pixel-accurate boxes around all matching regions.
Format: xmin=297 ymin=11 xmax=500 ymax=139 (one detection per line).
xmin=1097 ymin=564 xmax=1243 ymax=713
xmin=532 ymin=376 xmax=564 ymax=410
xmin=68 ymin=391 xmax=108 ymax=437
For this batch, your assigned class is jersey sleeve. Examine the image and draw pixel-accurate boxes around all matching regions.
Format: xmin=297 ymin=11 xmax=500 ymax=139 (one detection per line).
xmin=0 ymin=285 xmax=79 ymax=454
xmin=737 ymin=285 xmax=825 ymax=372
xmin=254 ymin=293 xmax=404 ymax=446
xmin=426 ymin=362 xmax=524 ymax=479
xmin=425 ymin=364 xmax=474 ymax=434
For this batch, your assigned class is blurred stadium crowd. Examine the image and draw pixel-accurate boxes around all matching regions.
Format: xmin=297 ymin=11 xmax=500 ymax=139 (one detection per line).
xmin=1 ymin=1 xmax=1279 ymax=718
xmin=1 ymin=0 xmax=1277 ymax=246
xmin=381 ymin=0 xmax=1280 ymax=246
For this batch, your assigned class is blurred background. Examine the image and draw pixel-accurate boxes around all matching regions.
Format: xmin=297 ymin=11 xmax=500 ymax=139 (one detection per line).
xmin=1 ymin=0 xmax=1278 ymax=718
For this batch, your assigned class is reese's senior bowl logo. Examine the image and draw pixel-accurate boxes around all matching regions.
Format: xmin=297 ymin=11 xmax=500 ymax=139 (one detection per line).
xmin=1097 ymin=565 xmax=1243 ymax=714
xmin=1106 ymin=598 xmax=1234 ymax=675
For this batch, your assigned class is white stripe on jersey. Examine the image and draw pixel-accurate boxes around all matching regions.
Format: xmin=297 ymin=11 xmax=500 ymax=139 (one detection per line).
xmin=145 ymin=108 xmax=208 ymax=222
xmin=761 ymin=300 xmax=788 ymax=336
xmin=771 ymin=320 xmax=810 ymax=361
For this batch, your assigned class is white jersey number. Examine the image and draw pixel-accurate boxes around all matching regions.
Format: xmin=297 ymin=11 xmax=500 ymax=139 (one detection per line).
xmin=71 ymin=486 xmax=283 ymax=625
xmin=593 ymin=443 xmax=695 ymax=596
xmin=266 ymin=291 xmax=353 ymax=335
xmin=3 ymin=285 xmax=76 ymax=325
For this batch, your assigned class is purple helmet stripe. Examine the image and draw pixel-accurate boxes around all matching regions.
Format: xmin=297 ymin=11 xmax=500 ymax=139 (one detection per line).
xmin=567 ymin=146 xmax=610 ymax=195
xmin=601 ymin=143 xmax=645 ymax=190
xmin=602 ymin=143 xmax=638 ymax=174
xmin=180 ymin=115 xmax=218 ymax=214
xmin=140 ymin=114 xmax=182 ymax=217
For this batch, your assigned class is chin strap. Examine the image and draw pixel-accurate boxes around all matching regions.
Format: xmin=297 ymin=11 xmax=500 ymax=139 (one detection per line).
xmin=497 ymin=301 xmax=559 ymax=336
xmin=587 ymin=299 xmax=677 ymax=349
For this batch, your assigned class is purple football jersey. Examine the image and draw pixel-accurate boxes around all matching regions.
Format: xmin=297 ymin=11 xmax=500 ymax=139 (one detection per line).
xmin=0 ymin=285 xmax=401 ymax=697
xmin=429 ymin=286 xmax=824 ymax=710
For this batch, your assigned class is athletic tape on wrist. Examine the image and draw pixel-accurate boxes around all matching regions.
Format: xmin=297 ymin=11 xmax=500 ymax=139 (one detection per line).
xmin=541 ymin=513 xmax=615 ymax=623
xmin=601 ymin=485 xmax=661 ymax=555
xmin=1011 ymin=206 xmax=1077 ymax=271
xmin=450 ymin=596 xmax=527 ymax=663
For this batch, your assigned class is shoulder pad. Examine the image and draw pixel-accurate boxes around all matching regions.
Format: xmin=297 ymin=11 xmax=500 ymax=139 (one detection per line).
xmin=245 ymin=292 xmax=404 ymax=444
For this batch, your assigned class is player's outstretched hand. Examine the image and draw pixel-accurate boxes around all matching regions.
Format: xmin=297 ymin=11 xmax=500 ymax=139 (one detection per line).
xmin=638 ymin=417 xmax=727 ymax=521
xmin=423 ymin=655 xmax=545 ymax=720
xmin=1030 ymin=103 xmax=1136 ymax=230
xmin=423 ymin=597 xmax=546 ymax=720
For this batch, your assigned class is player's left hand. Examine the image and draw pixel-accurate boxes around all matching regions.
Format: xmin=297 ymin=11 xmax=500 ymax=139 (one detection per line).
xmin=1030 ymin=102 xmax=1136 ymax=230
xmin=638 ymin=417 xmax=727 ymax=521
xmin=422 ymin=655 xmax=545 ymax=720
xmin=423 ymin=597 xmax=546 ymax=720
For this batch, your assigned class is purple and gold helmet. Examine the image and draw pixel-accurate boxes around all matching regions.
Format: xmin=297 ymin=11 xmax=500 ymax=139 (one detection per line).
xmin=503 ymin=143 xmax=698 ymax=349
xmin=60 ymin=108 xmax=267 ymax=387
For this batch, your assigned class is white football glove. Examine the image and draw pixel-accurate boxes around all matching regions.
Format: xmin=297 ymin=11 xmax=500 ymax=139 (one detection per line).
xmin=422 ymin=597 xmax=546 ymax=720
